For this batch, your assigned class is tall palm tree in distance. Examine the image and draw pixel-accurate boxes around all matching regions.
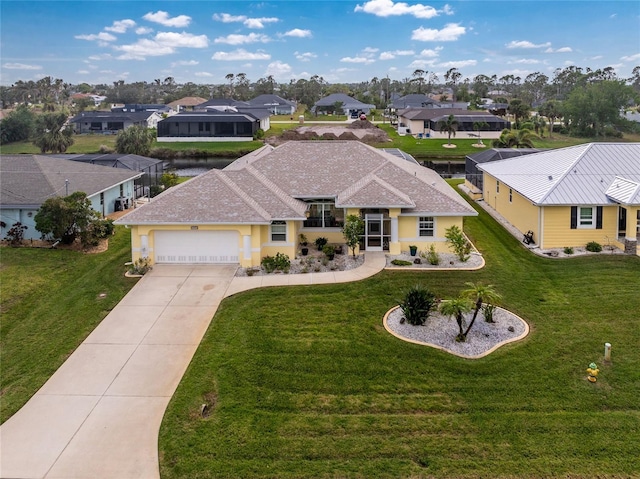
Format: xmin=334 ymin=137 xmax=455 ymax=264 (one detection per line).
xmin=438 ymin=114 xmax=458 ymax=146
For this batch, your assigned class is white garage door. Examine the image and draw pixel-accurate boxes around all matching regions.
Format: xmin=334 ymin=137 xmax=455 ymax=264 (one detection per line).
xmin=154 ymin=230 xmax=239 ymax=264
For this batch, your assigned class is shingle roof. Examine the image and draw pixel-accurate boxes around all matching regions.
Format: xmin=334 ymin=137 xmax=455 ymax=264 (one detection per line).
xmin=313 ymin=93 xmax=375 ymax=109
xmin=248 ymin=94 xmax=295 ymax=107
xmin=117 ymin=141 xmax=476 ymax=225
xmin=167 ymin=97 xmax=207 ymax=108
xmin=0 ymin=155 xmax=142 ymax=208
xmin=69 ymin=111 xmax=156 ymax=123
xmin=478 ymin=143 xmax=640 ymax=205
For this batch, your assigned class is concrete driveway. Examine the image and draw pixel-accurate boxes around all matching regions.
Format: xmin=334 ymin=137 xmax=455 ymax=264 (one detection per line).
xmin=0 ymin=264 xmax=237 ymax=479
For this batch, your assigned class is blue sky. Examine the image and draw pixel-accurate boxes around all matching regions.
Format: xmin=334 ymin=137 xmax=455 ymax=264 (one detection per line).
xmin=1 ymin=0 xmax=639 ymax=86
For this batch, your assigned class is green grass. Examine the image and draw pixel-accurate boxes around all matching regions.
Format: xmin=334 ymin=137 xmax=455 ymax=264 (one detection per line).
xmin=0 ymin=227 xmax=138 ymax=422
xmin=158 ymin=189 xmax=640 ymax=478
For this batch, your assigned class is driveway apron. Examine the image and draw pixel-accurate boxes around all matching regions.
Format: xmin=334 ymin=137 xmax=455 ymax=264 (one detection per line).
xmin=0 ymin=264 xmax=236 ymax=479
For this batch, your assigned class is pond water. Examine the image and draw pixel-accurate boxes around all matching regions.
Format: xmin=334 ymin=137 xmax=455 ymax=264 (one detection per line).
xmin=168 ymin=156 xmax=465 ymax=178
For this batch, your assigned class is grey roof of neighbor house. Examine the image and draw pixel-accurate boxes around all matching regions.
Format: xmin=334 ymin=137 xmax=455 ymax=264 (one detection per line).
xmin=0 ymin=155 xmax=143 ymax=208
xmin=47 ymin=154 xmax=163 ymax=172
xmin=399 ymin=108 xmax=505 ymax=123
xmin=248 ymin=94 xmax=296 ymax=107
xmin=116 ymin=141 xmax=477 ymax=225
xmin=466 ymin=148 xmax=545 ymax=164
xmin=160 ymin=109 xmax=269 ymax=123
xmin=167 ymin=97 xmax=207 ymax=109
xmin=313 ymin=93 xmax=375 ymax=109
xmin=391 ymin=94 xmax=438 ymax=109
xmin=478 ymin=143 xmax=640 ymax=205
xmin=69 ymin=111 xmax=157 ymax=123
xmin=195 ymin=98 xmax=250 ymax=109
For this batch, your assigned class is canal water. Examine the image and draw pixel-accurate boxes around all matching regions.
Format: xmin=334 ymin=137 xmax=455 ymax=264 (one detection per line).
xmin=167 ymin=157 xmax=465 ymax=178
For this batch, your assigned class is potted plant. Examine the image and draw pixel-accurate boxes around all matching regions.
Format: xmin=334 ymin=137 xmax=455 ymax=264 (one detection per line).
xmin=299 ymin=233 xmax=308 ymax=246
xmin=301 ymin=246 xmax=309 ymax=256
xmin=322 ymin=244 xmax=335 ymax=260
xmin=315 ymin=236 xmax=328 ymax=251
xmin=409 ymin=245 xmax=418 ymax=256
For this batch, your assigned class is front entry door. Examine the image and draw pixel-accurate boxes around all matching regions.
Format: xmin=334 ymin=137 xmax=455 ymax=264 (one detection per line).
xmin=365 ymin=214 xmax=383 ymax=251
xmin=618 ymin=207 xmax=627 ymax=238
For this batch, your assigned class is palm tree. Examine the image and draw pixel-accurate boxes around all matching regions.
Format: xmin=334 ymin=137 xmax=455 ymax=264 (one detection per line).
xmin=539 ymin=100 xmax=561 ymax=138
xmin=492 ymin=129 xmax=535 ymax=148
xmin=115 ymin=125 xmax=156 ymax=156
xmin=32 ymin=112 xmax=74 ymax=153
xmin=439 ymin=297 xmax=473 ymax=342
xmin=461 ymin=282 xmax=502 ymax=338
xmin=411 ymin=69 xmax=426 ymax=93
xmin=438 ymin=114 xmax=458 ymax=146
xmin=507 ymin=99 xmax=531 ymax=129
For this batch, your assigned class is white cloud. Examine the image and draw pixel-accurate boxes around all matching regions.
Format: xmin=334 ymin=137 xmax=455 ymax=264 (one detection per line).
xmin=590 ymin=55 xmax=604 ymax=60
xmin=412 ymin=23 xmax=465 ymax=41
xmin=264 ymin=60 xmax=293 ymax=78
xmin=282 ymin=29 xmax=312 ymax=38
xmin=105 ymin=19 xmax=136 ymax=33
xmin=621 ymin=53 xmax=640 ymax=62
xmin=75 ymin=32 xmax=117 ymax=42
xmin=195 ymin=72 xmax=213 ymax=77
xmin=143 ymin=11 xmax=191 ymax=28
xmin=418 ymin=47 xmax=442 ymax=57
xmin=354 ymin=0 xmax=449 ymax=19
xmin=506 ymin=40 xmax=551 ymax=49
xmin=408 ymin=59 xmax=436 ymax=68
xmin=438 ymin=59 xmax=477 ymax=68
xmin=513 ymin=58 xmax=540 ymax=64
xmin=379 ymin=49 xmax=414 ymax=60
xmin=212 ymin=13 xmax=279 ymax=29
xmin=214 ymin=33 xmax=270 ymax=45
xmin=88 ymin=54 xmax=113 ymax=61
xmin=155 ymin=32 xmax=209 ymax=48
xmin=363 ymin=47 xmax=379 ymax=53
xmin=295 ymin=51 xmax=317 ymax=62
xmin=3 ymin=62 xmax=42 ymax=70
xmin=171 ymin=60 xmax=199 ymax=67
xmin=545 ymin=46 xmax=572 ymax=53
xmin=211 ymin=49 xmax=271 ymax=61
xmin=114 ymin=39 xmax=175 ymax=60
xmin=136 ymin=27 xmax=153 ymax=35
xmin=77 ymin=70 xmax=90 ymax=74
xmin=340 ymin=56 xmax=376 ymax=64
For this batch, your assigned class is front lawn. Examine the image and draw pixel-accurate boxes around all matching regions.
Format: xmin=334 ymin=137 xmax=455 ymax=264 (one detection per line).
xmin=0 ymin=227 xmax=138 ymax=422
xmin=159 ymin=192 xmax=640 ymax=478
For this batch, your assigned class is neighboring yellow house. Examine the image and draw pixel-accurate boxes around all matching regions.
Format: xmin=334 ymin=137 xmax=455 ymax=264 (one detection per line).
xmin=478 ymin=143 xmax=640 ymax=253
xmin=116 ymin=141 xmax=477 ymax=267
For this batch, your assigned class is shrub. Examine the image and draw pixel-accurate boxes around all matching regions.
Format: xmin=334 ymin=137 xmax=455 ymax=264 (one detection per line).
xmin=399 ymin=285 xmax=437 ymax=326
xmin=483 ymin=303 xmax=497 ymax=323
xmin=5 ymin=222 xmax=28 ymax=246
xmin=322 ymin=244 xmax=335 ymax=257
xmin=564 ymin=246 xmax=574 ymax=255
xmin=129 ymin=257 xmax=152 ymax=275
xmin=391 ymin=259 xmax=413 ymax=266
xmin=314 ymin=237 xmax=328 ymax=251
xmin=445 ymin=225 xmax=472 ymax=262
xmin=586 ymin=241 xmax=602 ymax=253
xmin=79 ymin=218 xmax=114 ymax=247
xmin=425 ymin=244 xmax=440 ymax=265
xmin=261 ymin=252 xmax=291 ymax=273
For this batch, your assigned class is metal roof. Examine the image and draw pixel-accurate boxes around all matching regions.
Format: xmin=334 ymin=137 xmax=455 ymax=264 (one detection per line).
xmin=478 ymin=143 xmax=640 ymax=205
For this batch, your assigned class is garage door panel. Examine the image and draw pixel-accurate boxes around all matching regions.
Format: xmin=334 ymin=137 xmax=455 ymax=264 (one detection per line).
xmin=155 ymin=231 xmax=239 ymax=264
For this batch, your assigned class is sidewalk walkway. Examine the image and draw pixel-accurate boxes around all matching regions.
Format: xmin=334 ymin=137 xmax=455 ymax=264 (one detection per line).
xmin=0 ymin=253 xmax=385 ymax=479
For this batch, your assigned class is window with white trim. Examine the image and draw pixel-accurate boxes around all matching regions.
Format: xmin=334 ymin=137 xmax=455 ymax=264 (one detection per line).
xmin=270 ymin=221 xmax=287 ymax=241
xmin=418 ymin=216 xmax=435 ymax=237
xmin=578 ymin=207 xmax=595 ymax=228
xmin=496 ymin=181 xmax=500 ymax=193
xmin=509 ymin=188 xmax=513 ymax=203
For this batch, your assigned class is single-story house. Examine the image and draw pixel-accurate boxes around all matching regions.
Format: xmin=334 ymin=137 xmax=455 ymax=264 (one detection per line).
xmin=397 ymin=108 xmax=510 ymax=138
xmin=115 ymin=141 xmax=477 ymax=267
xmin=1 ymin=155 xmax=142 ymax=240
xmin=465 ymin=148 xmax=544 ymax=199
xmin=167 ymin=97 xmax=208 ymax=112
xmin=477 ymin=143 xmax=640 ymax=253
xmin=194 ymin=98 xmax=250 ymax=111
xmin=46 ymin=153 xmax=165 ymax=199
xmin=312 ymin=94 xmax=376 ymax=117
xmin=247 ymin=94 xmax=296 ymax=115
xmin=111 ymin=104 xmax=172 ymax=114
xmin=70 ymin=110 xmax=164 ymax=134
xmin=156 ymin=109 xmax=270 ymax=142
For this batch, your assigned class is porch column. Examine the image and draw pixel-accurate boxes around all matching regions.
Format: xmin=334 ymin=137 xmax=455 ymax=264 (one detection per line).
xmin=243 ymin=234 xmax=252 ymax=260
xmin=388 ymin=208 xmax=401 ymax=255
xmin=624 ymin=207 xmax=638 ymax=254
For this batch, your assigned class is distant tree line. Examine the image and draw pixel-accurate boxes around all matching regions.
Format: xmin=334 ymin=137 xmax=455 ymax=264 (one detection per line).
xmin=1 ymin=65 xmax=639 ymax=145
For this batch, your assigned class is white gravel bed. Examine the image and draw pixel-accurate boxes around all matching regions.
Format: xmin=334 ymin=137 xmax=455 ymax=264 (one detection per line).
xmin=385 ymin=305 xmax=528 ymax=358
xmin=236 ymin=250 xmax=364 ymax=277
xmin=386 ymin=251 xmax=484 ymax=269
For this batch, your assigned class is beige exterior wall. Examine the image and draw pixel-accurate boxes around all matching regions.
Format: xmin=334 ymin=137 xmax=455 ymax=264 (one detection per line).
xmin=541 ymin=205 xmax=619 ymax=249
xmin=398 ymin=215 xmax=462 ymax=254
